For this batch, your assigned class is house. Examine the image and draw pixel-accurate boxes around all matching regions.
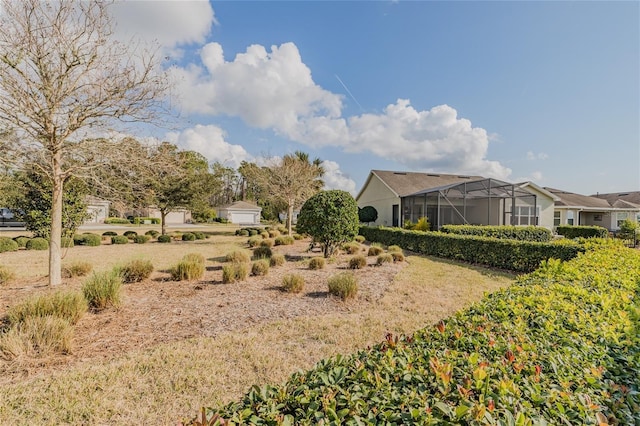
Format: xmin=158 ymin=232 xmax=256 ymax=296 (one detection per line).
xmin=126 ymin=207 xmax=192 ymax=224
xmin=216 ymin=201 xmax=262 ymax=225
xmin=84 ymin=196 xmax=110 ymax=224
xmin=545 ymin=188 xmax=640 ymax=231
xmin=356 ymin=170 xmax=557 ymax=229
xmin=592 ymin=191 xmax=640 ymax=222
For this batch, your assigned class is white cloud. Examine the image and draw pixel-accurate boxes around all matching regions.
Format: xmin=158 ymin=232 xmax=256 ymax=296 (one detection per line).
xmin=526 ymin=151 xmax=549 ymax=161
xmin=515 ymin=171 xmax=544 ymax=183
xmin=165 ymin=124 xmax=250 ymax=168
xmin=321 ymin=160 xmax=357 ymax=194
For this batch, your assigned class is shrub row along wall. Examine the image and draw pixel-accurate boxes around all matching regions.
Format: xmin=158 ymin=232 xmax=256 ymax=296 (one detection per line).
xmin=192 ymin=241 xmax=639 ymax=425
xmin=359 ymin=226 xmax=582 ymax=273
xmin=440 ymin=224 xmax=552 ymax=242
xmin=556 ymin=225 xmax=608 ymax=239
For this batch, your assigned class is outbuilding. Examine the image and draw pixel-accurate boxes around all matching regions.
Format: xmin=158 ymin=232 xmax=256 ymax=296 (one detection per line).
xmin=216 ymin=201 xmax=262 ymax=225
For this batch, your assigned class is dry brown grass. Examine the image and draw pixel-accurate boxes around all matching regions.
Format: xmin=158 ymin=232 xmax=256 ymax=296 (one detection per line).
xmin=0 ymin=241 xmax=513 ymax=424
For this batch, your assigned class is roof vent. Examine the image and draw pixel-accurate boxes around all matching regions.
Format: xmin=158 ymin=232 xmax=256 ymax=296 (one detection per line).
xmin=457 ymin=175 xmax=471 ymax=179
xmin=427 ymin=174 xmax=440 ymax=177
xmin=393 ymin=172 xmax=406 ymax=175
xmin=619 ymin=193 xmax=629 ymax=196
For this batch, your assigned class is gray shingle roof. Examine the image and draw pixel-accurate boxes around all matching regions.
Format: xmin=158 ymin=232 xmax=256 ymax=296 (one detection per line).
xmin=371 ymin=170 xmax=484 ymax=197
xmin=544 ymin=187 xmax=636 ymax=209
xmin=592 ymin=191 xmax=640 ymax=207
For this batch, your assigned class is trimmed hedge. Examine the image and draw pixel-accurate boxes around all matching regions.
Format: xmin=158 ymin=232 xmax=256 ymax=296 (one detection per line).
xmin=441 ymin=225 xmax=552 ymax=242
xmin=192 ymin=241 xmax=640 ymax=425
xmin=131 ymin=217 xmax=160 ymax=224
xmin=104 ymin=217 xmax=131 ymax=224
xmin=556 ymin=225 xmax=608 ymax=239
xmin=26 ymin=237 xmax=49 ymax=250
xmin=359 ymin=226 xmax=583 ymax=272
xmin=73 ymin=233 xmax=101 ymax=247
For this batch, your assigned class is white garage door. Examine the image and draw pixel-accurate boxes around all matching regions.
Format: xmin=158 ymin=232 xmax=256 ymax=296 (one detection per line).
xmin=231 ymin=212 xmax=256 ymax=224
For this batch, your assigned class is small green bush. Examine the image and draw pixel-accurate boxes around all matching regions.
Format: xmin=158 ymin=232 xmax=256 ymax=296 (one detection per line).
xmin=13 ymin=236 xmax=30 ymax=248
xmin=308 ymin=257 xmax=325 ymax=270
xmin=123 ymin=231 xmax=138 ymax=240
xmin=104 ymin=217 xmax=131 ymax=224
xmin=82 ymin=270 xmax=122 ymax=311
xmin=260 ymin=239 xmax=275 ymax=248
xmin=7 ymin=290 xmax=88 ymax=325
xmin=253 ymin=246 xmax=272 ymax=259
xmin=74 ymin=233 xmax=101 ymax=246
xmin=119 ymin=259 xmax=154 ymax=283
xmin=145 ymin=230 xmax=160 ymax=238
xmin=170 ymin=260 xmax=204 ymax=281
xmin=237 ymin=229 xmax=249 ymax=237
xmin=282 ymin=274 xmax=305 ymax=293
xmin=62 ymin=261 xmax=93 ymax=278
xmin=354 ymin=235 xmax=365 ymax=243
xmin=111 ymin=235 xmax=129 ymax=245
xmin=26 ymin=237 xmax=49 ymax=251
xmin=251 ymin=259 xmax=270 ymax=276
xmin=391 ymin=251 xmax=405 ymax=262
xmin=275 ymin=235 xmax=295 ymax=246
xmin=60 ymin=237 xmax=74 ymax=248
xmin=328 ymin=272 xmax=358 ymax=300
xmin=157 ymin=234 xmax=172 ymax=243
xmin=342 ymin=242 xmax=361 ymax=254
xmin=182 ymin=232 xmax=196 ymax=241
xmin=182 ymin=253 xmax=205 ymax=265
xmin=376 ymin=253 xmax=393 ymax=265
xmin=270 ymin=253 xmax=286 ymax=267
xmin=131 ymin=217 xmax=160 ymax=225
xmin=349 ymin=255 xmax=367 ymax=270
xmin=222 ymin=262 xmax=249 ymax=283
xmin=225 ymin=250 xmax=251 ymax=263
xmin=102 ymin=231 xmax=118 ymax=237
xmin=0 ymin=266 xmax=16 ymax=286
xmin=556 ymin=225 xmax=608 ymax=239
xmin=133 ymin=235 xmax=151 ymax=244
xmin=0 ymin=237 xmax=19 ymax=253
xmin=193 ymin=232 xmax=206 ymax=240
xmin=248 ymin=236 xmax=262 ymax=248
xmin=367 ymin=245 xmax=383 ymax=256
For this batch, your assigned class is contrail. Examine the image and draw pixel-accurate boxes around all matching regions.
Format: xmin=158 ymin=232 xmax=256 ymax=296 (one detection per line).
xmin=335 ymin=74 xmax=365 ymax=112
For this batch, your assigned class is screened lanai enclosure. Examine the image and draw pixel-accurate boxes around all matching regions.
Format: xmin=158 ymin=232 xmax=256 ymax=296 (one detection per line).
xmin=401 ymin=178 xmax=539 ymax=229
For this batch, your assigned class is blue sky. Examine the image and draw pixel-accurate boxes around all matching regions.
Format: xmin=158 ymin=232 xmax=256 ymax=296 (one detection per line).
xmin=113 ymin=1 xmax=639 ymax=196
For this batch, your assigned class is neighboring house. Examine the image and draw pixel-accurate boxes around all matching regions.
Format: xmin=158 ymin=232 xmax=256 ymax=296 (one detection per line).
xmin=278 ymin=210 xmax=300 ymax=225
xmin=356 ymin=170 xmax=557 ymax=229
xmin=216 ymin=201 xmax=262 ymax=225
xmin=544 ymin=188 xmax=640 ymax=231
xmin=592 ymin=191 xmax=640 ymax=223
xmin=127 ymin=207 xmax=192 ymax=224
xmin=84 ymin=196 xmax=110 ymax=224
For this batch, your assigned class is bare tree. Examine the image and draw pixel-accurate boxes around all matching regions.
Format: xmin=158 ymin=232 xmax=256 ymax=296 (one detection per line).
xmin=246 ymin=153 xmax=324 ymax=235
xmin=0 ymin=0 xmax=168 ymax=285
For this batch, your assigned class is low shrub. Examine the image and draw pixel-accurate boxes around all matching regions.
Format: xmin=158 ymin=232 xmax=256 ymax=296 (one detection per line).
xmin=327 ymin=272 xmax=358 ymax=300
xmin=376 ymin=253 xmax=393 ymax=265
xmin=73 ymin=233 xmax=101 ymax=246
xmin=171 ymin=232 xmax=183 ymax=241
xmin=0 ymin=316 xmax=73 ymax=360
xmin=26 ymin=237 xmax=49 ymax=251
xmin=13 ymin=236 xmax=30 ymax=248
xmin=131 ymin=217 xmax=160 ymax=225
xmin=133 ymin=235 xmax=150 ymax=244
xmin=7 ymin=290 xmax=87 ymax=325
xmin=62 ymin=261 xmax=93 ymax=278
xmin=275 ymin=235 xmax=295 ymax=246
xmin=268 ymin=230 xmax=280 ymax=238
xmin=293 ymin=233 xmax=304 ymax=240
xmin=119 ymin=259 xmax=154 ymax=283
xmin=157 ymin=234 xmax=172 ymax=243
xmin=0 ymin=237 xmax=19 ymax=253
xmin=145 ymin=230 xmax=160 ymax=238
xmin=248 ymin=229 xmax=259 ymax=237
xmin=557 ymin=225 xmax=608 ymax=239
xmin=104 ymin=217 xmax=131 ymax=224
xmin=251 ymin=259 xmax=270 ymax=276
xmin=193 ymin=232 xmax=206 ymax=240
xmin=82 ymin=270 xmax=122 ymax=311
xmin=270 ymin=253 xmax=286 ymax=267
xmin=253 ymin=247 xmax=272 ymax=259
xmin=367 ymin=245 xmax=383 ymax=256
xmin=308 ymin=257 xmax=325 ymax=270
xmin=391 ymin=251 xmax=405 ymax=262
xmin=260 ymin=231 xmax=270 ymax=239
xmin=182 ymin=253 xmax=205 ymax=265
xmin=354 ymin=235 xmax=365 ymax=243
xmin=222 ymin=263 xmax=249 ymax=284
xmin=277 ymin=226 xmax=288 ymax=234
xmin=170 ymin=260 xmax=204 ymax=281
xmin=247 ymin=236 xmax=262 ymax=248
xmin=441 ymin=224 xmax=553 ymax=242
xmin=260 ymin=239 xmax=275 ymax=248
xmin=342 ymin=242 xmax=361 ymax=254
xmin=236 ymin=229 xmax=249 ymax=237
xmin=0 ymin=265 xmax=15 ymax=286
xmin=60 ymin=237 xmax=74 ymax=248
xmin=226 ymin=250 xmax=251 ymax=263
xmin=182 ymin=232 xmax=196 ymax=241
xmin=281 ymin=274 xmax=304 ymax=293
xmin=348 ymin=255 xmax=367 ymax=270
xmin=102 ymin=231 xmax=118 ymax=237
xmin=123 ymin=231 xmax=138 ymax=240
xmin=111 ymin=235 xmax=129 ymax=245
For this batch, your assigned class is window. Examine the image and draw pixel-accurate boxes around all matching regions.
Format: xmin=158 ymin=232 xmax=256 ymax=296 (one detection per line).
xmin=617 ymin=212 xmax=628 ymax=228
xmin=553 ymin=211 xmax=561 ymax=227
xmin=567 ymin=211 xmax=574 ymax=226
xmin=515 ymin=206 xmax=540 ymax=226
xmin=594 ymin=214 xmax=602 ymax=222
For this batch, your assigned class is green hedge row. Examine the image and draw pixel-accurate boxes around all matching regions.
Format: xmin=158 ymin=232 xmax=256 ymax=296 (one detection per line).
xmin=359 ymin=226 xmax=582 ymax=272
xmin=191 ymin=241 xmax=640 ymax=425
xmin=440 ymin=224 xmax=552 ymax=242
xmin=556 ymin=225 xmax=608 ymax=239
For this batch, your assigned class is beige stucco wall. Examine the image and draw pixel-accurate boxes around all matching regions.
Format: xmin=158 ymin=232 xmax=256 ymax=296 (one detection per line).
xmin=356 ymin=175 xmax=400 ymax=227
xmin=520 ymin=186 xmax=555 ymax=229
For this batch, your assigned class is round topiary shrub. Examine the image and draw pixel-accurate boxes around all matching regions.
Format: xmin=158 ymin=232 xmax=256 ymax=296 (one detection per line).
xmin=123 ymin=231 xmax=138 ymax=240
xmin=282 ymin=274 xmax=304 ymax=293
xmin=26 ymin=237 xmax=49 ymax=250
xmin=181 ymin=232 xmax=196 ymax=241
xmin=82 ymin=233 xmax=102 ymax=247
xmin=193 ymin=232 xmax=205 ymax=240
xmin=157 ymin=234 xmax=171 ymax=243
xmin=0 ymin=237 xmax=19 ymax=253
xmin=248 ymin=229 xmax=259 ymax=237
xmin=308 ymin=257 xmax=325 ymax=270
xmin=134 ymin=235 xmax=150 ymax=244
xmin=349 ymin=255 xmax=367 ymax=270
xmin=251 ymin=259 xmax=270 ymax=276
xmin=328 ymin=272 xmax=358 ymax=300
xmin=145 ymin=230 xmax=160 ymax=238
xmin=111 ymin=235 xmax=129 ymax=244
xmin=102 ymin=231 xmax=118 ymax=237
xmin=61 ymin=237 xmax=74 ymax=248
xmin=367 ymin=245 xmax=384 ymax=256
xmin=119 ymin=259 xmax=154 ymax=283
xmin=270 ymin=253 xmax=286 ymax=267
xmin=253 ymin=246 xmax=272 ymax=259
xmin=13 ymin=236 xmax=30 ymax=248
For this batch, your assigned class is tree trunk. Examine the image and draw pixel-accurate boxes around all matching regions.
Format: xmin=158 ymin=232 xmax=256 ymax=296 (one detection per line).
xmin=287 ymin=202 xmax=294 ymax=236
xmin=161 ymin=208 xmax=167 ymax=235
xmin=49 ymin=153 xmax=63 ymax=286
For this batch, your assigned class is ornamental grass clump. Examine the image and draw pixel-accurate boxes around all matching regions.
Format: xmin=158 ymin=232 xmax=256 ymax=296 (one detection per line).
xmin=275 ymin=235 xmax=295 ymax=246
xmin=251 ymin=259 xmax=270 ymax=276
xmin=0 ymin=316 xmax=73 ymax=360
xmin=26 ymin=237 xmax=49 ymax=250
xmin=7 ymin=290 xmax=87 ymax=325
xmin=270 ymin=253 xmax=286 ymax=267
xmin=348 ymin=255 xmax=367 ymax=270
xmin=119 ymin=259 xmax=154 ymax=283
xmin=82 ymin=270 xmax=122 ymax=311
xmin=391 ymin=251 xmax=405 ymax=262
xmin=253 ymin=246 xmax=272 ymax=259
xmin=367 ymin=245 xmax=383 ymax=256
xmin=354 ymin=235 xmax=365 ymax=243
xmin=387 ymin=245 xmax=402 ymax=253
xmin=182 ymin=253 xmax=205 ymax=265
xmin=0 ymin=266 xmax=15 ymax=286
xmin=222 ymin=262 xmax=249 ymax=284
xmin=62 ymin=261 xmax=93 ymax=278
xmin=247 ymin=236 xmax=262 ymax=248
xmin=308 ymin=257 xmax=325 ymax=270
xmin=171 ymin=259 xmax=205 ymax=281
xmin=225 ymin=250 xmax=251 ymax=263
xmin=328 ymin=272 xmax=358 ymax=300
xmin=281 ymin=274 xmax=304 ymax=293
xmin=342 ymin=242 xmax=361 ymax=254
xmin=260 ymin=239 xmax=274 ymax=248
xmin=376 ymin=253 xmax=393 ymax=265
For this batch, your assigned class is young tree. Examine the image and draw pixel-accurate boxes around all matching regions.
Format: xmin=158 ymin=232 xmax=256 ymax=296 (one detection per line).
xmin=296 ymin=190 xmax=359 ymax=258
xmin=0 ymin=0 xmax=168 ymax=285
